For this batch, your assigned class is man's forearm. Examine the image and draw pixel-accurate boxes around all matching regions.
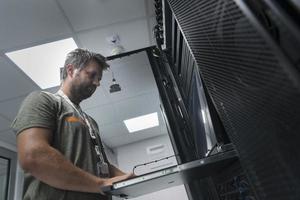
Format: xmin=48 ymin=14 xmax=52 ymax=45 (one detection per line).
xmin=17 ymin=129 xmax=134 ymax=194
xmin=24 ymin=144 xmax=103 ymax=193
xmin=23 ymin=145 xmax=133 ymax=194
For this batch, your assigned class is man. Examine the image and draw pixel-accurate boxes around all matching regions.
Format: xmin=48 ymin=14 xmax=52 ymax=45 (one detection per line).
xmin=12 ymin=48 xmax=133 ymax=200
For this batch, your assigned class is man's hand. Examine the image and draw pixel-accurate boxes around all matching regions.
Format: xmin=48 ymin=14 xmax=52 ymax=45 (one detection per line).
xmin=104 ymin=173 xmax=135 ymax=186
xmin=99 ymin=173 xmax=135 ymax=195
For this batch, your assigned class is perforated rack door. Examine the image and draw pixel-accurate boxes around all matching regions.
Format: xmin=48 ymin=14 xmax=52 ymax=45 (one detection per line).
xmin=166 ymin=0 xmax=300 ymax=199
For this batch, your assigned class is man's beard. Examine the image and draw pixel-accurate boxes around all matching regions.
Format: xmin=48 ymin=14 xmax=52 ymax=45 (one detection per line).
xmin=71 ymin=84 xmax=96 ymax=103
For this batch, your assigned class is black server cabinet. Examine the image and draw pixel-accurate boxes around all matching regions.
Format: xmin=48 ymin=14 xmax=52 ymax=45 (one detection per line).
xmin=161 ymin=0 xmax=300 ymax=199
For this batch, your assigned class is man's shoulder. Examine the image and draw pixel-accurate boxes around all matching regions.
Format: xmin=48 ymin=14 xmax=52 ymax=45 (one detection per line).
xmin=19 ymin=90 xmax=62 ymax=111
xmin=26 ymin=90 xmax=61 ymax=103
xmin=40 ymin=91 xmax=61 ymax=100
xmin=12 ymin=91 xmax=61 ymax=134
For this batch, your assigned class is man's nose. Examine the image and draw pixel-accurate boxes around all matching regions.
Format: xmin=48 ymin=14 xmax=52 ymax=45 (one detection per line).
xmin=93 ymin=79 xmax=100 ymax=87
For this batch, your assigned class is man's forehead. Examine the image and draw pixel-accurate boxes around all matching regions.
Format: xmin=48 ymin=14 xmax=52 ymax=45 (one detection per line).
xmin=85 ymin=60 xmax=103 ymax=72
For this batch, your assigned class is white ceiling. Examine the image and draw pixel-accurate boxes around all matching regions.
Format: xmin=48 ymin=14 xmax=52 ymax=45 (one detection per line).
xmin=0 ymin=0 xmax=168 ymax=148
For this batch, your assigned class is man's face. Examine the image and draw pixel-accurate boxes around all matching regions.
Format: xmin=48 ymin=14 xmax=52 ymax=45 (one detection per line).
xmin=71 ymin=60 xmax=103 ymax=101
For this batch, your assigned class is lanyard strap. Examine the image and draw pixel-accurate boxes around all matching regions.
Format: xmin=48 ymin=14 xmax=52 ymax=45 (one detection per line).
xmin=57 ymin=90 xmax=96 ymax=137
xmin=56 ymin=90 xmax=107 ymax=165
xmin=57 ymin=90 xmax=85 ymax=121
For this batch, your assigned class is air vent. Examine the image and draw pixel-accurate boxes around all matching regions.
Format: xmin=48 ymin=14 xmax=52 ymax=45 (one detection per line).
xmin=146 ymin=144 xmax=165 ymax=155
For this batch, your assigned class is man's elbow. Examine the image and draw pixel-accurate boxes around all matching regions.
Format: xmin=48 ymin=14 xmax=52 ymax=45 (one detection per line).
xmin=19 ymin=147 xmax=43 ymax=173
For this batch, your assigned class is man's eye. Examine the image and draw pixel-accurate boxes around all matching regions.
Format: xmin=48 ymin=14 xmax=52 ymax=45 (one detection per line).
xmin=87 ymin=72 xmax=100 ymax=81
xmin=90 ymin=74 xmax=95 ymax=79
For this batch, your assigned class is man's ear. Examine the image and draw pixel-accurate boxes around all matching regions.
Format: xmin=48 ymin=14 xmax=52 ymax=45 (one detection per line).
xmin=66 ymin=64 xmax=75 ymax=78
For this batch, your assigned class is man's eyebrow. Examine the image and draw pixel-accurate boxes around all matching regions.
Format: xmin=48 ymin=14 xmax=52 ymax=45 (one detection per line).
xmin=85 ymin=70 xmax=102 ymax=79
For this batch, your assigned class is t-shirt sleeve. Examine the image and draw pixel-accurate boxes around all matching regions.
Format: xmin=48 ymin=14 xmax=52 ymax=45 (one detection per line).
xmin=11 ymin=91 xmax=58 ymax=135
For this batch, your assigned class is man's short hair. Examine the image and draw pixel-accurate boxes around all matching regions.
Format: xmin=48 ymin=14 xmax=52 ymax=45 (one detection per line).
xmin=62 ymin=48 xmax=109 ymax=80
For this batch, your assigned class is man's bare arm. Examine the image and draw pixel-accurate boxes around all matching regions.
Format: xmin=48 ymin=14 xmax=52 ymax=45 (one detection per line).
xmin=17 ymin=127 xmax=131 ymax=194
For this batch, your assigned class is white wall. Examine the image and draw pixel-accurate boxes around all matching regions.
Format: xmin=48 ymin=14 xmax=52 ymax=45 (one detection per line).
xmin=115 ymin=135 xmax=188 ymax=200
xmin=104 ymin=144 xmax=118 ymax=166
xmin=0 ymin=141 xmax=23 ymax=200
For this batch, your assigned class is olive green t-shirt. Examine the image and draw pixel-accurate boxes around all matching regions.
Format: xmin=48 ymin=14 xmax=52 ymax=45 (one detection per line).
xmin=11 ymin=91 xmax=111 ymax=200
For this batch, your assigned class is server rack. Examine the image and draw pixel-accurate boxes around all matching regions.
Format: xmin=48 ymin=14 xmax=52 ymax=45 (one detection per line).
xmin=152 ymin=0 xmax=300 ymax=199
xmin=150 ymin=1 xmax=255 ymax=200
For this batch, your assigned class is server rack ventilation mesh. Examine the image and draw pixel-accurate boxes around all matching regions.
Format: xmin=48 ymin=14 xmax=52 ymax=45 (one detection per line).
xmin=167 ymin=0 xmax=300 ymax=199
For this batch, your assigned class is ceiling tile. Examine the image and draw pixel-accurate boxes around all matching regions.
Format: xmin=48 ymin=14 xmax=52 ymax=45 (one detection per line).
xmin=0 ymin=0 xmax=72 ymax=51
xmin=0 ymin=130 xmax=16 ymax=146
xmin=104 ymin=127 xmax=166 ymax=148
xmin=77 ymin=19 xmax=151 ymax=56
xmin=109 ymin=59 xmax=155 ymax=88
xmin=0 ymin=96 xmax=26 ymax=121
xmin=85 ymin=104 xmax=117 ymax=126
xmin=99 ymin=122 xmax=128 ymax=139
xmin=0 ymin=57 xmax=37 ymax=101
xmin=113 ymin=92 xmax=160 ymax=121
xmin=104 ymin=86 xmax=158 ymax=104
xmin=130 ymin=125 xmax=164 ymax=137
xmin=80 ymin=87 xmax=112 ymax=110
xmin=102 ymin=51 xmax=158 ymax=102
xmin=107 ymin=51 xmax=150 ymax=69
xmin=0 ymin=116 xmax=12 ymax=132
xmin=59 ymin=0 xmax=146 ymax=31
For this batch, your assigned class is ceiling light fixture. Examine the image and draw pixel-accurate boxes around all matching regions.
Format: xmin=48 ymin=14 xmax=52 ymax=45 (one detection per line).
xmin=109 ymin=71 xmax=121 ymax=93
xmin=5 ymin=38 xmax=77 ymax=89
xmin=124 ymin=112 xmax=159 ymax=133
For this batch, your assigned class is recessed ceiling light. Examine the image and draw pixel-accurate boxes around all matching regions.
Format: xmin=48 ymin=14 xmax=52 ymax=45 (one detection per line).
xmin=124 ymin=112 xmax=159 ymax=133
xmin=5 ymin=38 xmax=78 ymax=89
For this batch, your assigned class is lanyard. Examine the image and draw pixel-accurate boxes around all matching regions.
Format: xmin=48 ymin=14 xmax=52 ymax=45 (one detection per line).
xmin=56 ymin=90 xmax=109 ymax=176
xmin=57 ymin=90 xmax=97 ymax=139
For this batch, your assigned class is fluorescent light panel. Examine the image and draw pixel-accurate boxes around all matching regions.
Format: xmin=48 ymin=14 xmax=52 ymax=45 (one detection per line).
xmin=124 ymin=112 xmax=159 ymax=133
xmin=6 ymin=38 xmax=78 ymax=89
